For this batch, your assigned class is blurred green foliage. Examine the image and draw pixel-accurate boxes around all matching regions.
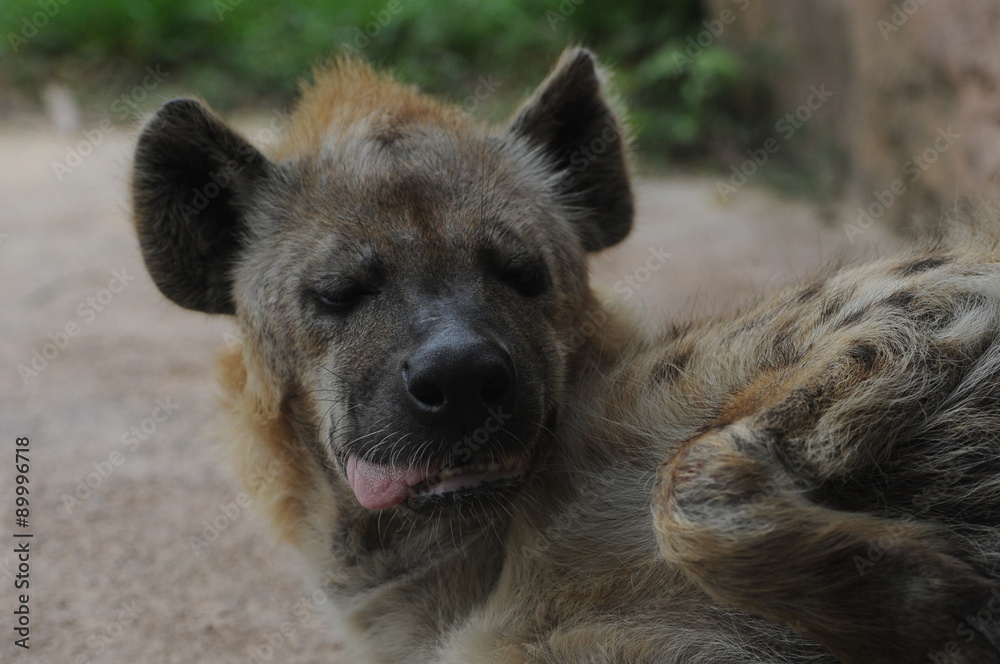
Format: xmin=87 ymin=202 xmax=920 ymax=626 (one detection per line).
xmin=1 ymin=0 xmax=762 ymax=162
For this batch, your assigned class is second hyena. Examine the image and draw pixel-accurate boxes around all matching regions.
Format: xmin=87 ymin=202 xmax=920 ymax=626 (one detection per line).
xmin=132 ymin=49 xmax=1000 ymax=663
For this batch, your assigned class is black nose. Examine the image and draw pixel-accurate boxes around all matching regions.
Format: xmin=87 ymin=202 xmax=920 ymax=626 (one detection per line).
xmin=402 ymin=328 xmax=516 ymax=429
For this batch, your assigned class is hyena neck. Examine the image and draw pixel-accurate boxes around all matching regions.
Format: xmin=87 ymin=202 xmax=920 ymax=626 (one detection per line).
xmin=558 ymin=289 xmax=719 ymax=473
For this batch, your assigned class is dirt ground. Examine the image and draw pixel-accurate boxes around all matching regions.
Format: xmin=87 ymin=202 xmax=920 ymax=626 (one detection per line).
xmin=0 ymin=120 xmax=894 ymax=664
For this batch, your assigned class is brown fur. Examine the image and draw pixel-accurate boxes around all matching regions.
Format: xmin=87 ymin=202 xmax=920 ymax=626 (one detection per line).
xmin=133 ymin=50 xmax=1000 ymax=663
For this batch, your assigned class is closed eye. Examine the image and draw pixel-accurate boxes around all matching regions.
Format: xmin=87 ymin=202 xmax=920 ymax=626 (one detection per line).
xmin=500 ymin=261 xmax=548 ymax=298
xmin=313 ymin=284 xmax=377 ymax=314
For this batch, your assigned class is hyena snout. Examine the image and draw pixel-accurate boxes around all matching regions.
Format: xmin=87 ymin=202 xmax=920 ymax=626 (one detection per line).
xmin=339 ymin=320 xmax=535 ymax=513
xmin=402 ymin=324 xmax=517 ymax=432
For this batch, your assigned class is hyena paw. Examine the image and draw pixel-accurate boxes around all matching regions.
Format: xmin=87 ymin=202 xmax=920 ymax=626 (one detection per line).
xmin=653 ymin=424 xmax=795 ymax=543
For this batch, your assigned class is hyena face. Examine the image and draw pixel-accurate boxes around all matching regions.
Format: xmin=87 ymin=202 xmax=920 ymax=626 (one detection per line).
xmin=233 ymin=130 xmax=596 ymax=514
xmin=133 ymin=49 xmax=632 ymax=516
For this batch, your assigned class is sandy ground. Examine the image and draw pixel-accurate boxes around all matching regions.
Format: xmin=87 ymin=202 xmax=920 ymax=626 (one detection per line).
xmin=0 ymin=120 xmax=894 ymax=664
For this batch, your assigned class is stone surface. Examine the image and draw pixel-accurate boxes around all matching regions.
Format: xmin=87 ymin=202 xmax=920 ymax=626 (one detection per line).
xmin=707 ymin=0 xmax=1000 ymax=234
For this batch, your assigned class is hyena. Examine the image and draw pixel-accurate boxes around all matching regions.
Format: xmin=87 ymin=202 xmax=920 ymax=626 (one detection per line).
xmin=132 ymin=48 xmax=1000 ymax=663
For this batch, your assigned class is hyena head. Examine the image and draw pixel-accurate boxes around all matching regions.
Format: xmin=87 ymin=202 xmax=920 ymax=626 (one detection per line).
xmin=132 ymin=48 xmax=631 ymax=517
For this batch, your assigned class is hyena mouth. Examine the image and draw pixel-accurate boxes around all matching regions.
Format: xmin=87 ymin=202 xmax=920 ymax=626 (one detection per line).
xmin=346 ymin=454 xmax=531 ymax=511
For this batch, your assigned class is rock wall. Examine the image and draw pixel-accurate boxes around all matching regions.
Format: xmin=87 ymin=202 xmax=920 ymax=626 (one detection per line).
xmin=706 ymin=0 xmax=1000 ymax=236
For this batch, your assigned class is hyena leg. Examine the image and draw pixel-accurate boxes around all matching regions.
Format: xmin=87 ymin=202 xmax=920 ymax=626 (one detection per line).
xmin=653 ymin=385 xmax=1000 ymax=663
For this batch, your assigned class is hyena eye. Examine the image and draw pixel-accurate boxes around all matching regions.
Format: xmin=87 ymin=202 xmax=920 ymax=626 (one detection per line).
xmin=313 ymin=285 xmax=374 ymax=315
xmin=500 ymin=263 xmax=548 ymax=298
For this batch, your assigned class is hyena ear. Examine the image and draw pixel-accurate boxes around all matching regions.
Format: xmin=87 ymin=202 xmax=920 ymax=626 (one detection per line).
xmin=510 ymin=48 xmax=633 ymax=252
xmin=132 ymin=98 xmax=272 ymax=315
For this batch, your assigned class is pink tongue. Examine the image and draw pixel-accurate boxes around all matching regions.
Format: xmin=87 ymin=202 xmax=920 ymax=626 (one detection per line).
xmin=346 ymin=456 xmax=430 ymax=510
